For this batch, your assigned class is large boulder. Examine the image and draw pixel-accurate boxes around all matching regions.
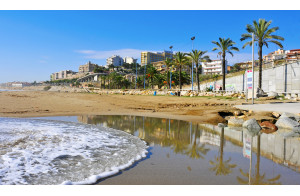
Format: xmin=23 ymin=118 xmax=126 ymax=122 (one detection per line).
xmin=275 ymin=117 xmax=300 ymax=130
xmin=268 ymin=91 xmax=278 ymax=97
xmin=242 ymin=118 xmax=262 ymax=131
xmin=228 ymin=117 xmax=244 ymax=127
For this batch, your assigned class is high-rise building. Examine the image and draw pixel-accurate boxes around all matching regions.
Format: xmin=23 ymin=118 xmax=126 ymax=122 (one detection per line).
xmin=202 ymin=60 xmax=228 ymax=75
xmin=123 ymin=57 xmax=137 ymax=64
xmin=141 ymin=51 xmax=173 ymax=66
xmin=106 ymin=55 xmax=124 ymax=67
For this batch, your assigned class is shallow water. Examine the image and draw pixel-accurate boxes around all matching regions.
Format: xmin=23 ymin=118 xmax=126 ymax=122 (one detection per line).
xmin=3 ymin=115 xmax=300 ymax=185
xmin=73 ymin=115 xmax=300 ymax=185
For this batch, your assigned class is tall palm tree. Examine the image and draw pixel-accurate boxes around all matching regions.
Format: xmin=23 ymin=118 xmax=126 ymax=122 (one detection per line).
xmin=163 ymin=57 xmax=173 ymax=89
xmin=188 ymin=50 xmax=211 ymax=91
xmin=241 ymin=19 xmax=284 ymax=90
xmin=174 ymin=52 xmax=188 ymax=90
xmin=212 ymin=38 xmax=239 ymax=91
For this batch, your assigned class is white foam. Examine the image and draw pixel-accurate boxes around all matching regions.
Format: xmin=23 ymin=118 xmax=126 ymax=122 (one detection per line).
xmin=0 ymin=118 xmax=148 ymax=185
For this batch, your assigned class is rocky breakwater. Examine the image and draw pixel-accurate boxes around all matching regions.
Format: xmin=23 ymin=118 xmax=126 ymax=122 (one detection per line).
xmin=224 ymin=109 xmax=300 ymax=138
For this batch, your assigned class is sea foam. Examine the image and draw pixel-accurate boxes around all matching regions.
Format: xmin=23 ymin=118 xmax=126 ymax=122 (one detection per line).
xmin=0 ymin=118 xmax=148 ymax=185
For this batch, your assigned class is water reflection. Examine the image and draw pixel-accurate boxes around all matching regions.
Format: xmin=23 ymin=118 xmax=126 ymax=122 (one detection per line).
xmin=209 ymin=127 xmax=237 ymax=176
xmin=77 ymin=115 xmax=300 ymax=185
xmin=237 ymin=131 xmax=281 ymax=185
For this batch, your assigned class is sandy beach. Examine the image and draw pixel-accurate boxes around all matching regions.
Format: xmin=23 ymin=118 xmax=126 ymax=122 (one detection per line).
xmin=0 ymin=90 xmax=286 ymax=124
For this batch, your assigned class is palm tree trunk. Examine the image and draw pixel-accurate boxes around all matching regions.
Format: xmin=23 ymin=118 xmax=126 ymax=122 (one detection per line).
xmin=179 ymin=65 xmax=182 ymax=90
xmin=258 ymin=44 xmax=263 ymax=89
xmin=196 ymin=63 xmax=200 ymax=91
xmin=222 ymin=53 xmax=226 ymax=91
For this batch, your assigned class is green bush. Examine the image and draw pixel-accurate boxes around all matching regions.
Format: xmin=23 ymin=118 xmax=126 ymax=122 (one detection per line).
xmin=43 ymin=86 xmax=51 ymax=91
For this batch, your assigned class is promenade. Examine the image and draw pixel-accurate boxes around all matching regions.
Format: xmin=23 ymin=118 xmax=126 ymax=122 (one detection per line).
xmin=235 ymin=102 xmax=300 ymax=114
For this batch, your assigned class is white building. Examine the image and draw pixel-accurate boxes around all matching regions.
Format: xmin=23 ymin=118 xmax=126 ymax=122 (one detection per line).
xmin=123 ymin=57 xmax=137 ymax=64
xmin=106 ymin=55 xmax=124 ymax=67
xmin=202 ymin=60 xmax=228 ymax=75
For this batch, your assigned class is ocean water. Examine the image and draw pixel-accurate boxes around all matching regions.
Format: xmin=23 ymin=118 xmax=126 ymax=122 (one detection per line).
xmin=0 ymin=117 xmax=148 ymax=185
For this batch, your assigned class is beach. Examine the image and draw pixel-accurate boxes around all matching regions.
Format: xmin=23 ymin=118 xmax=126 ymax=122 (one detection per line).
xmin=0 ymin=90 xmax=285 ymax=124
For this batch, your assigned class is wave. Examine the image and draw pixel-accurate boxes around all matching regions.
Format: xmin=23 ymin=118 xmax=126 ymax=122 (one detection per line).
xmin=0 ymin=118 xmax=148 ymax=185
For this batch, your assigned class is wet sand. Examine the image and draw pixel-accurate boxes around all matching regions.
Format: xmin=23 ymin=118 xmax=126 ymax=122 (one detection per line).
xmin=0 ymin=90 xmax=285 ymax=124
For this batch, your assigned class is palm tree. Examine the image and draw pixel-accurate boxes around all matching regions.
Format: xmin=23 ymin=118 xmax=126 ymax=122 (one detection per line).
xmin=174 ymin=52 xmax=188 ymax=90
xmin=163 ymin=57 xmax=173 ymax=89
xmin=212 ymin=38 xmax=239 ymax=91
xmin=241 ymin=19 xmax=284 ymax=90
xmin=188 ymin=50 xmax=211 ymax=91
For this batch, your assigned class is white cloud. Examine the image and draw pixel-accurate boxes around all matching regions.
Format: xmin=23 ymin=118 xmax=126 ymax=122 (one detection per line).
xmin=76 ymin=49 xmax=148 ymax=60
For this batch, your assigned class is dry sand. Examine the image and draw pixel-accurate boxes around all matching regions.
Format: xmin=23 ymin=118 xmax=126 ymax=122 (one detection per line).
xmin=0 ymin=90 xmax=288 ymax=123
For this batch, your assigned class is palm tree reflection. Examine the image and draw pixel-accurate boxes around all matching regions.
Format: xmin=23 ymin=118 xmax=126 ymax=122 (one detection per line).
xmin=185 ymin=124 xmax=209 ymax=159
xmin=209 ymin=127 xmax=237 ymax=176
xmin=237 ymin=134 xmax=281 ymax=185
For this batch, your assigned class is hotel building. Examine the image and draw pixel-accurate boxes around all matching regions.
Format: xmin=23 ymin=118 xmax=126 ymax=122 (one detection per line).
xmin=141 ymin=51 xmax=173 ymax=66
xmin=202 ymin=60 xmax=228 ymax=75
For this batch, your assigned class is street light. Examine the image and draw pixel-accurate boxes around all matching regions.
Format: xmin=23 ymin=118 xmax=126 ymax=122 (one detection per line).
xmin=135 ymin=59 xmax=137 ymax=89
xmin=169 ymin=46 xmax=173 ymax=89
xmin=143 ymin=55 xmax=147 ymax=89
xmin=191 ymin=36 xmax=195 ymax=91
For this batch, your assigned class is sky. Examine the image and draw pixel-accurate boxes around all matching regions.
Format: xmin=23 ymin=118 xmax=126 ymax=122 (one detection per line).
xmin=0 ymin=10 xmax=300 ymax=83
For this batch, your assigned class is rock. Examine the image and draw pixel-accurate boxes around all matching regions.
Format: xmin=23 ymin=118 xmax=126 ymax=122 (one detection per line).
xmin=268 ymin=91 xmax=278 ymax=97
xmin=272 ymin=112 xmax=281 ymax=118
xmin=257 ymin=88 xmax=268 ymax=98
xmin=275 ymin=117 xmax=300 ymax=130
xmin=260 ymin=121 xmax=278 ymax=133
xmin=258 ymin=96 xmax=276 ymax=100
xmin=228 ymin=117 xmax=245 ymax=127
xmin=242 ymin=118 xmax=262 ymax=131
xmin=234 ymin=110 xmax=242 ymax=116
xmin=280 ymin=112 xmax=300 ymax=122
xmin=238 ymin=115 xmax=246 ymax=119
xmin=218 ymin=123 xmax=226 ymax=128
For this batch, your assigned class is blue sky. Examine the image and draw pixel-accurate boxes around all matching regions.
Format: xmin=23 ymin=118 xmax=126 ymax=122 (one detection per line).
xmin=0 ymin=10 xmax=300 ymax=83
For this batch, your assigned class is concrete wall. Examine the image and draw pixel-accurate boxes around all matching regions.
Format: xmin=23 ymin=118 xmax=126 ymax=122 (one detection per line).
xmin=196 ymin=61 xmax=300 ymax=94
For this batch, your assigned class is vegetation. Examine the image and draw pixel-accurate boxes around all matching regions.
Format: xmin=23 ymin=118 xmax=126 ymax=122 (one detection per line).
xmin=43 ymin=86 xmax=51 ymax=91
xmin=241 ymin=18 xmax=284 ymax=90
xmin=188 ymin=50 xmax=211 ymax=91
xmin=212 ymin=38 xmax=239 ymax=90
xmin=174 ymin=52 xmax=188 ymax=90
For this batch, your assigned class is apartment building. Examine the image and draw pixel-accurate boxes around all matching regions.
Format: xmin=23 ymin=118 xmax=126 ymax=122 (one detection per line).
xmin=202 ymin=60 xmax=228 ymax=75
xmin=141 ymin=51 xmax=173 ymax=66
xmin=51 ymin=70 xmax=77 ymax=81
xmin=123 ymin=57 xmax=137 ymax=64
xmin=106 ymin=55 xmax=124 ymax=67
xmin=286 ymin=49 xmax=300 ymax=61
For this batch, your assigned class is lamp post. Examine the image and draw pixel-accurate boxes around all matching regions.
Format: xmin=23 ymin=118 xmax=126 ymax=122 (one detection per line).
xmin=191 ymin=36 xmax=195 ymax=91
xmin=169 ymin=46 xmax=173 ymax=89
xmin=144 ymin=55 xmax=147 ymax=89
xmin=135 ymin=59 xmax=137 ymax=89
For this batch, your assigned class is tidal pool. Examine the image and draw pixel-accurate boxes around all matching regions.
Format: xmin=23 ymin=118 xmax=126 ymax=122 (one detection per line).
xmin=33 ymin=115 xmax=300 ymax=185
